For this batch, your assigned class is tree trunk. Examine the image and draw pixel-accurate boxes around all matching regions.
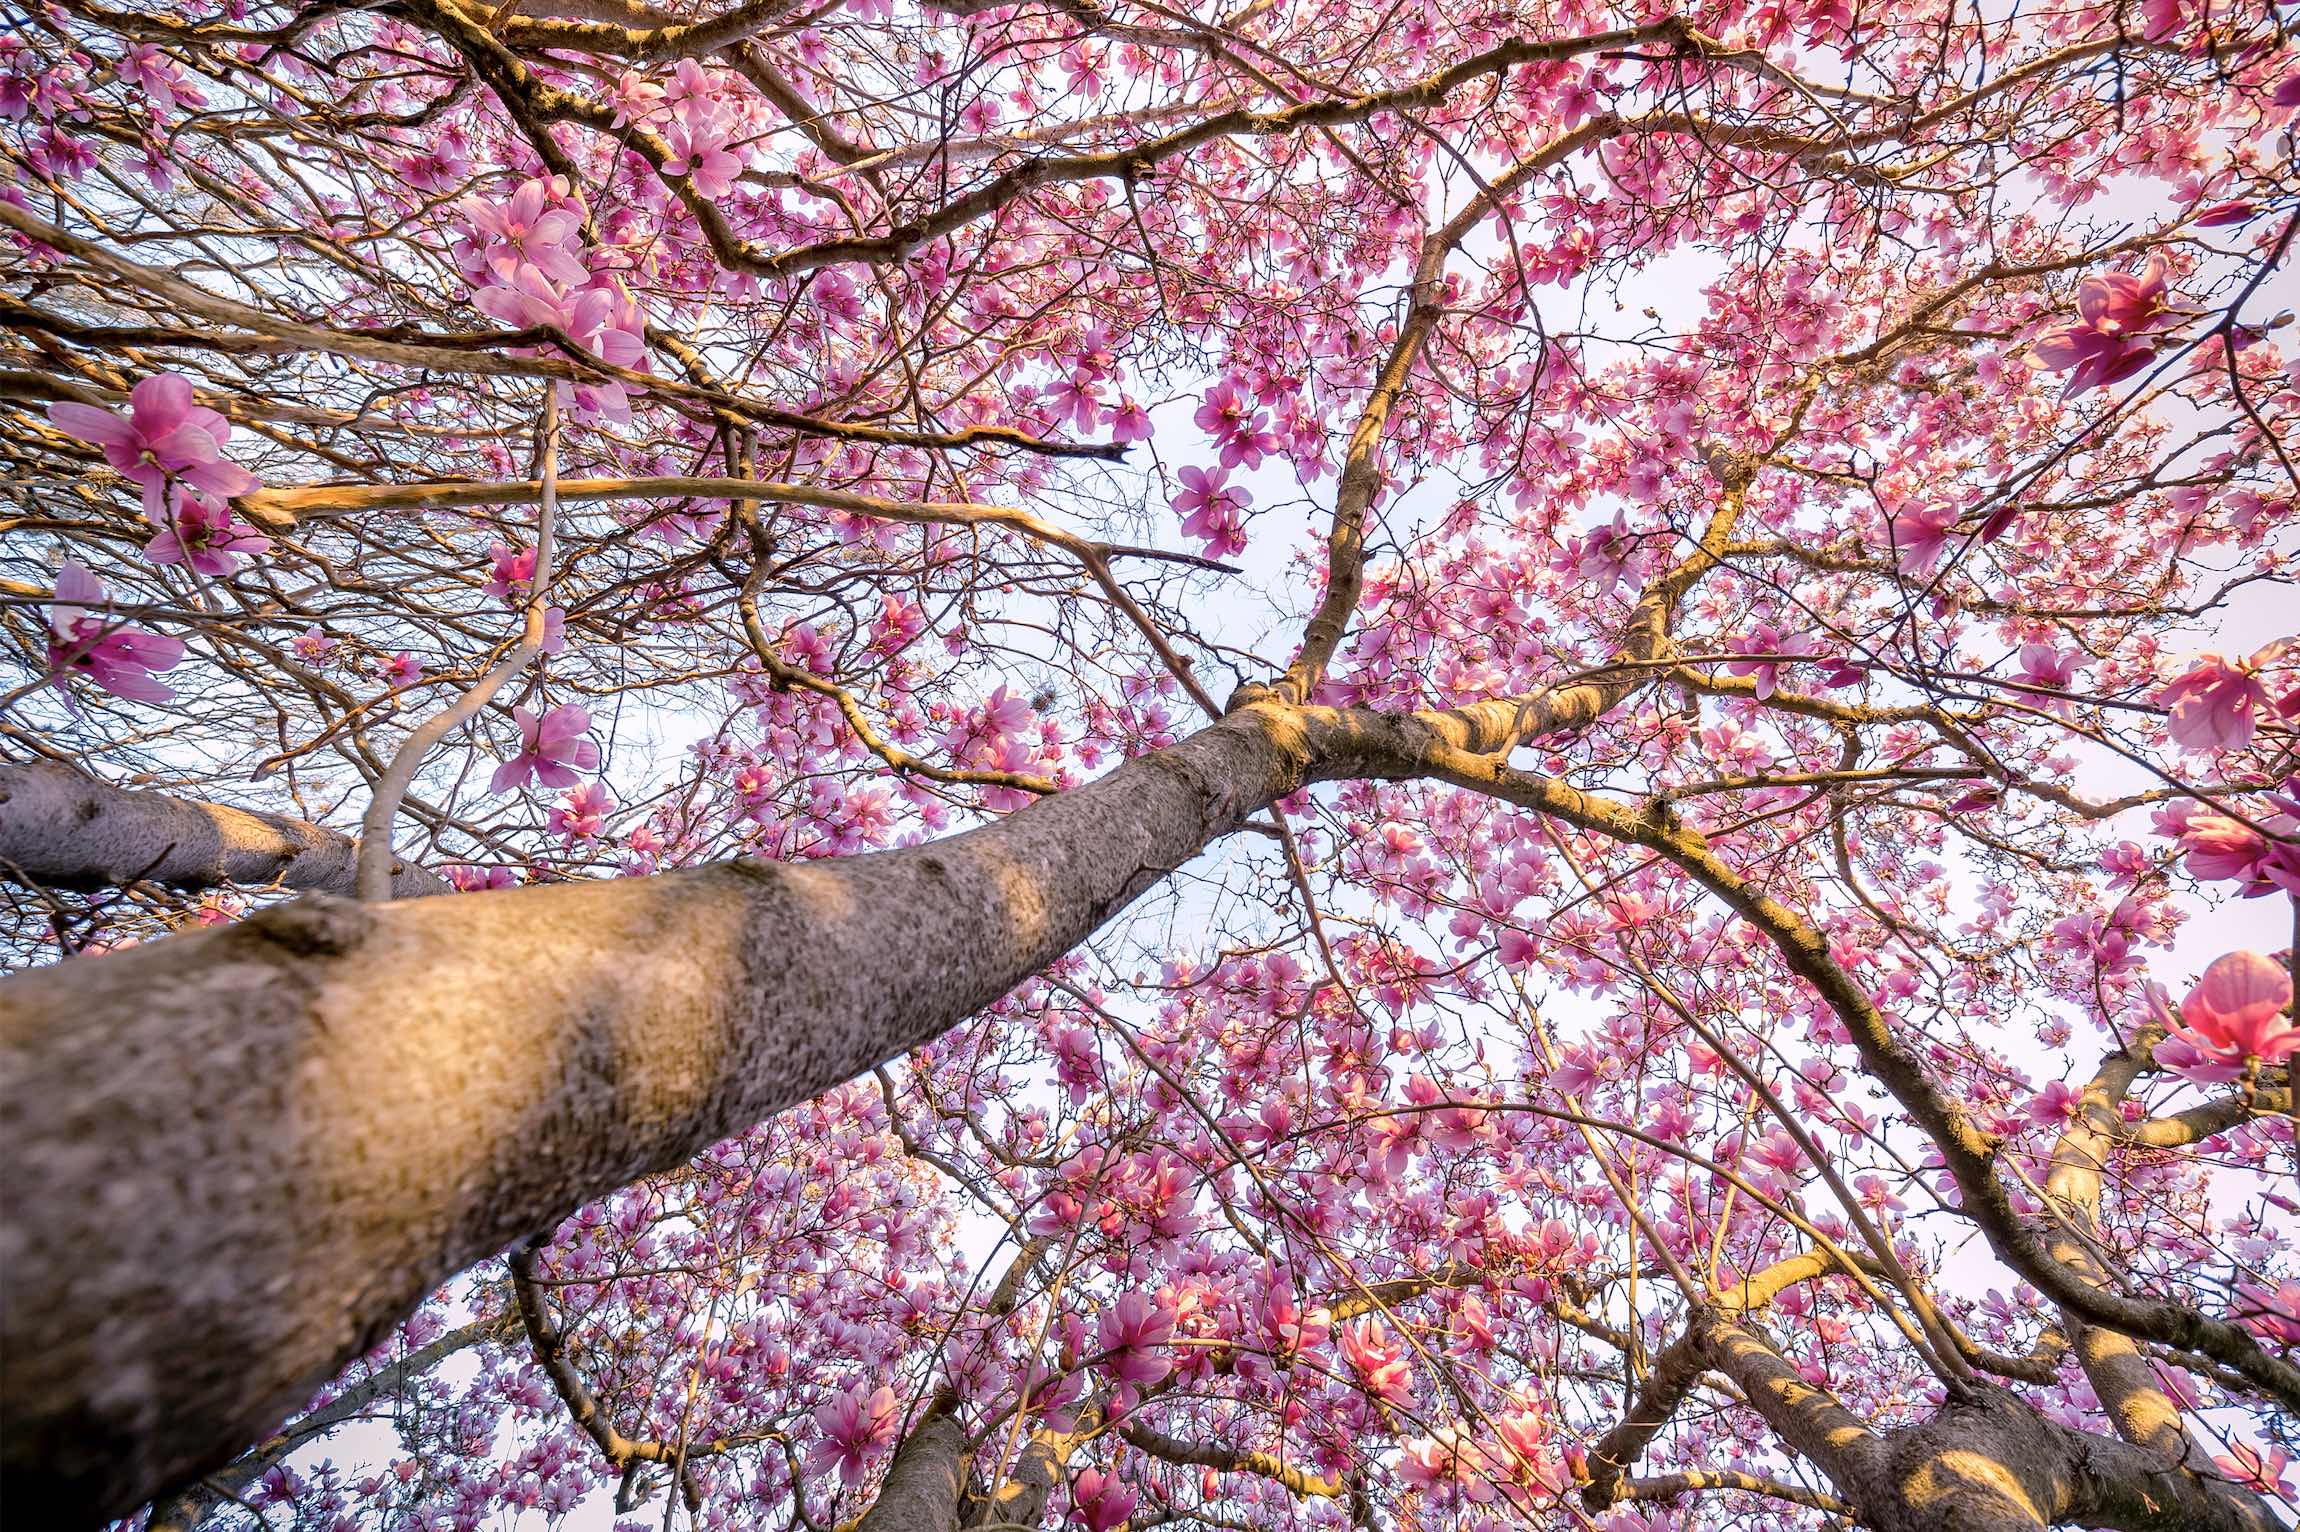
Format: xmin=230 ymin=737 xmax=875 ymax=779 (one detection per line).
xmin=0 ymin=761 xmax=447 ymax=899
xmin=0 ymin=702 xmax=1332 ymax=1525
xmin=857 ymin=1407 xmax=969 ymax=1532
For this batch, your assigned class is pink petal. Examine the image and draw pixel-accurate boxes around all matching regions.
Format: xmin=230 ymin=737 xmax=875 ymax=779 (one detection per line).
xmin=2184 ymin=950 xmax=2294 ymax=1039
xmin=48 ymin=401 xmax=136 ymax=448
xmin=53 ymin=561 xmax=105 ymax=608
xmin=129 ymin=373 xmax=196 ymax=434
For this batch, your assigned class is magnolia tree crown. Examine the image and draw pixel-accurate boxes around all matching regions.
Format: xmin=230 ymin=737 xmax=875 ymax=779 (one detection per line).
xmin=0 ymin=0 xmax=2295 ymax=1529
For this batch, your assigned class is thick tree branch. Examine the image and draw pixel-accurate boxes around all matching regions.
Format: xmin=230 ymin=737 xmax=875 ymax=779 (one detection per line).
xmin=0 ymin=761 xmax=446 ymax=899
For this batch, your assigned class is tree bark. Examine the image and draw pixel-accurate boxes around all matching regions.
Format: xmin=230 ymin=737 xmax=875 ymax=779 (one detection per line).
xmin=855 ymin=1406 xmax=969 ymax=1532
xmin=0 ymin=761 xmax=446 ymax=899
xmin=0 ymin=702 xmax=1340 ymax=1524
xmin=1693 ymin=1318 xmax=2278 ymax=1532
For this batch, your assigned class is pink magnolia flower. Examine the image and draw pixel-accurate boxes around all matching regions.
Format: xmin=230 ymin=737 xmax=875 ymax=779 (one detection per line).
xmin=1262 ymin=1289 xmax=1331 ymax=1358
xmin=485 ymin=542 xmax=537 ymax=604
xmin=382 ymin=651 xmax=421 ymax=689
xmin=662 ymin=116 xmax=740 ymax=199
xmin=1886 ymin=501 xmax=1961 ymax=574
xmin=2018 ymin=643 xmax=2086 ymax=690
xmin=491 ymin=704 xmax=601 ymax=794
xmin=2175 ymin=811 xmax=2273 ymax=888
xmin=2164 ymin=951 xmax=2298 ymax=1070
xmin=1094 ymin=1290 xmax=1174 ymax=1392
xmin=2139 ymin=0 xmax=2184 ymax=40
xmin=2158 ymin=645 xmax=2284 ymax=753
xmin=148 ymin=492 xmax=269 ymax=575
xmin=2025 ymin=1078 xmax=2086 ymax=1129
xmin=50 ymin=374 xmax=260 ymax=519
xmin=661 ymin=59 xmax=715 ymax=118
xmin=805 ymin=1382 xmax=898 ymax=1487
xmin=1726 ymin=623 xmax=1818 ymax=700
xmin=2218 ymin=1442 xmax=2295 ymax=1498
xmin=1108 ymin=397 xmax=1152 ymax=443
xmin=548 ymin=781 xmax=612 ymax=842
xmin=47 ymin=562 xmax=184 ymax=703
xmin=444 ymin=864 xmax=518 ymax=892
xmin=1171 ymin=464 xmax=1250 ymax=558
xmin=458 ymin=178 xmax=589 ymax=287
xmin=2154 ymin=1032 xmax=2245 ymax=1087
xmin=470 ymin=271 xmax=646 ymax=422
xmin=118 ymin=44 xmax=206 ymax=117
xmin=471 ymin=262 xmax=592 ymax=333
xmin=1399 ymin=1427 xmax=1494 ymax=1499
xmin=1338 ymin=1316 xmax=1413 ymax=1406
xmin=2029 ymin=256 xmax=2181 ymax=396
xmin=2234 ymin=1279 xmax=2300 ymax=1346
xmin=2195 ymin=199 xmax=2257 ymax=229
xmin=1071 ymin=1467 xmax=1136 ymax=1532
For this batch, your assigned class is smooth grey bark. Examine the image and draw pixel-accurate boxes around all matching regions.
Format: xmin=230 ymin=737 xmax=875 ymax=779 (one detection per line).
xmin=0 ymin=701 xmax=1364 ymax=1525
xmin=0 ymin=761 xmax=446 ymax=898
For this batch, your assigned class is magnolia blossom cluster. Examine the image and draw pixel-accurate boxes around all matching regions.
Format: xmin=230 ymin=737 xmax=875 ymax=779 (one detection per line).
xmin=2162 ymin=792 xmax=2300 ymax=901
xmin=490 ymin=705 xmax=602 ymax=796
xmin=7 ymin=0 xmax=2299 ymax=1521
xmin=44 ymin=562 xmax=183 ymax=705
xmin=2156 ymin=643 xmax=2294 ymax=754
xmin=456 ymin=178 xmax=645 ymax=422
xmin=48 ymin=374 xmax=268 ymax=583
xmin=614 ymin=61 xmax=744 ymax=199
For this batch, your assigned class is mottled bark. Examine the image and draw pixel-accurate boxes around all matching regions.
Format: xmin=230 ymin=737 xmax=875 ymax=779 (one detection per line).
xmin=0 ymin=703 xmax=1331 ymax=1524
xmin=1694 ymin=1316 xmax=2278 ymax=1532
xmin=856 ymin=1407 xmax=968 ymax=1532
xmin=0 ymin=761 xmax=445 ymax=899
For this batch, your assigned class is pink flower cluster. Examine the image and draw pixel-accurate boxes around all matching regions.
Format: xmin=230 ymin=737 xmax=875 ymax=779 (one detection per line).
xmin=937 ymin=684 xmax=1061 ymax=810
xmin=491 ymin=704 xmax=601 ymax=795
xmin=1338 ymin=1316 xmax=1413 ymax=1406
xmin=2156 ymin=643 xmax=2290 ymax=754
xmin=1070 ymin=1467 xmax=1136 ymax=1532
xmin=1094 ymin=1290 xmax=1175 ymax=1403
xmin=547 ymin=781 xmax=612 ymax=843
xmin=2163 ymin=794 xmax=2300 ymax=900
xmin=1172 ymin=464 xmax=1251 ymax=558
xmin=2155 ymin=951 xmax=2297 ymax=1083
xmin=2029 ymin=256 xmax=2184 ymax=396
xmin=457 ymin=178 xmax=646 ymax=421
xmin=49 ymin=373 xmax=267 ymax=573
xmin=804 ymin=1382 xmax=898 ymax=1488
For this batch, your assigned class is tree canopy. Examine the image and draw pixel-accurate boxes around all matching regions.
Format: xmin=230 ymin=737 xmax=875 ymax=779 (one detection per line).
xmin=0 ymin=1 xmax=2297 ymax=1530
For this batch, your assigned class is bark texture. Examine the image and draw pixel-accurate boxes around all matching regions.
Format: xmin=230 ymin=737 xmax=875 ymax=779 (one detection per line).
xmin=0 ymin=761 xmax=446 ymax=898
xmin=857 ymin=1407 xmax=969 ymax=1532
xmin=1694 ymin=1318 xmax=2278 ymax=1532
xmin=0 ymin=703 xmax=1332 ymax=1524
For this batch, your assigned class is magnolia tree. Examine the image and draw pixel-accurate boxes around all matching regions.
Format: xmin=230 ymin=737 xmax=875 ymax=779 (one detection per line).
xmin=0 ymin=0 xmax=2297 ymax=1529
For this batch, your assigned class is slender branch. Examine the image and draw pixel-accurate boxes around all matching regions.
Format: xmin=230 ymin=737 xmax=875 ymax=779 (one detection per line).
xmin=354 ymin=396 xmax=562 ymax=900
